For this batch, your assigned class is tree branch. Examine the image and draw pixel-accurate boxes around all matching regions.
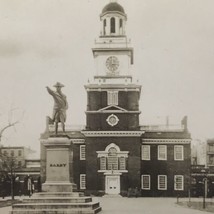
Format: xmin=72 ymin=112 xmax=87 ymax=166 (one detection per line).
xmin=0 ymin=108 xmax=24 ymax=142
xmin=0 ymin=121 xmax=19 ymax=142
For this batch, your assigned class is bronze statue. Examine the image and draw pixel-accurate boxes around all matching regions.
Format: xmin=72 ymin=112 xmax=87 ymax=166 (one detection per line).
xmin=46 ymin=82 xmax=68 ymax=134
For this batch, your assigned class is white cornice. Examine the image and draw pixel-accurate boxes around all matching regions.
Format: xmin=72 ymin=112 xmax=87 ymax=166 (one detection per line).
xmin=85 ymin=88 xmax=141 ymax=92
xmin=97 ymin=151 xmax=128 ymax=158
xmin=99 ymin=170 xmax=128 ymax=175
xmin=81 ymin=131 xmax=144 ymax=137
xmin=85 ymin=110 xmax=141 ymax=114
xmin=142 ymin=139 xmax=191 ymax=144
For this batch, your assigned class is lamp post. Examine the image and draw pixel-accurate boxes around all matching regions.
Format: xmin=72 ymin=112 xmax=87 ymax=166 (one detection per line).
xmin=203 ymin=177 xmax=207 ymax=209
xmin=201 ymin=168 xmax=208 ymax=209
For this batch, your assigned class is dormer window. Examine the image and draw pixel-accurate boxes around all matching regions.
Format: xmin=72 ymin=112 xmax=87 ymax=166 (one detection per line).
xmin=110 ymin=17 xmax=116 ymax=33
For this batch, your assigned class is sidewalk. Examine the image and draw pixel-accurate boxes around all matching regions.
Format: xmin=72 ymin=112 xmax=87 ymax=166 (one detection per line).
xmin=177 ymin=197 xmax=214 ymax=213
xmin=99 ymin=197 xmax=212 ymax=214
xmin=0 ymin=206 xmax=11 ymax=213
xmin=0 ymin=195 xmax=32 ymax=214
xmin=0 ymin=195 xmax=31 ymax=202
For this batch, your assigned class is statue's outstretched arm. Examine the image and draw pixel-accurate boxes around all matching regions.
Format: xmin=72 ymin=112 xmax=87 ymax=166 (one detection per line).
xmin=46 ymin=86 xmax=54 ymax=96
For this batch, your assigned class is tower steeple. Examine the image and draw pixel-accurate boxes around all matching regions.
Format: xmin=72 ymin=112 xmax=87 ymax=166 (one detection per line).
xmin=85 ymin=2 xmax=141 ymax=132
xmin=92 ymin=1 xmax=134 ymax=83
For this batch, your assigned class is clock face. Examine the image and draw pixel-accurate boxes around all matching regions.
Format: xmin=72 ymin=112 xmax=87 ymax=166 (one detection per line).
xmin=106 ymin=56 xmax=119 ymax=72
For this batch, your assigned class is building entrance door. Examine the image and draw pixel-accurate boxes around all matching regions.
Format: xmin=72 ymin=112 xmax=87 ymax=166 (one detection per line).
xmin=105 ymin=175 xmax=120 ymax=195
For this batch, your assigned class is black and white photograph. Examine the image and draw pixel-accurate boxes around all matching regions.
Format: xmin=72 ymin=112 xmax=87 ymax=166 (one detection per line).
xmin=0 ymin=0 xmax=214 ymax=213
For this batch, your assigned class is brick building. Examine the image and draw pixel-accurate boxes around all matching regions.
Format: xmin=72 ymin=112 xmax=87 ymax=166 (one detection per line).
xmin=0 ymin=146 xmax=41 ymax=196
xmin=0 ymin=146 xmax=35 ymax=168
xmin=41 ymin=2 xmax=191 ymax=197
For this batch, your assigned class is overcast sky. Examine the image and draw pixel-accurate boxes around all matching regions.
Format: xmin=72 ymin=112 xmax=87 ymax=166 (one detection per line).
xmin=0 ymin=0 xmax=214 ymax=154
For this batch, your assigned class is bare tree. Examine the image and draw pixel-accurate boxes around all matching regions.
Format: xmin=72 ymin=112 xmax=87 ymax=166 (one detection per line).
xmin=0 ymin=107 xmax=24 ymax=143
xmin=0 ymin=106 xmax=24 ymax=200
xmin=0 ymin=153 xmax=18 ymax=200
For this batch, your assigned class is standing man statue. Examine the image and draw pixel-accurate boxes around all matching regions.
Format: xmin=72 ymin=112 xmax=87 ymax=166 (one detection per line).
xmin=46 ymin=82 xmax=68 ymax=135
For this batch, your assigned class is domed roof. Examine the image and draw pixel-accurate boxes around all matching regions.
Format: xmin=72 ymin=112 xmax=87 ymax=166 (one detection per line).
xmin=102 ymin=2 xmax=125 ymax=14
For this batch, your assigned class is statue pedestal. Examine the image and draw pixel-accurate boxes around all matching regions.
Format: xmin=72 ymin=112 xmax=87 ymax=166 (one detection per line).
xmin=11 ymin=135 xmax=101 ymax=214
xmin=41 ymin=137 xmax=76 ymax=192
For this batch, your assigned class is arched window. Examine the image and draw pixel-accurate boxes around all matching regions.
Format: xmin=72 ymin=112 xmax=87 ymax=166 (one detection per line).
xmin=97 ymin=143 xmax=128 ymax=171
xmin=103 ymin=19 xmax=106 ymax=35
xmin=110 ymin=17 xmax=116 ymax=33
xmin=119 ymin=19 xmax=123 ymax=28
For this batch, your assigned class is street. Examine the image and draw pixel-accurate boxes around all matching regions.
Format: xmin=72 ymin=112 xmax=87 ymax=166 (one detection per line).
xmin=0 ymin=197 xmax=212 ymax=214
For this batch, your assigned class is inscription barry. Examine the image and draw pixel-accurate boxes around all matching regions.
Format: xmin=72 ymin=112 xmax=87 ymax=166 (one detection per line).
xmin=50 ymin=163 xmax=66 ymax=167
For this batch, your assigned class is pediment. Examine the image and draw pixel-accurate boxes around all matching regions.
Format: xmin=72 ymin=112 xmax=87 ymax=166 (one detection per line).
xmin=98 ymin=105 xmax=127 ymax=112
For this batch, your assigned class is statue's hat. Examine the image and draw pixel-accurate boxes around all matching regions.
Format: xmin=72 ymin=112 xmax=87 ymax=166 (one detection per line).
xmin=53 ymin=82 xmax=64 ymax=88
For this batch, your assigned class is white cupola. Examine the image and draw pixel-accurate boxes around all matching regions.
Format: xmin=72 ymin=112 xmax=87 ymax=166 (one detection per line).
xmin=100 ymin=1 xmax=127 ymax=37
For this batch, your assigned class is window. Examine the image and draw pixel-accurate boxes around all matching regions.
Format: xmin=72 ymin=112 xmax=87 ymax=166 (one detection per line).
xmin=158 ymin=145 xmax=167 ymax=160
xmin=119 ymin=19 xmax=123 ymax=28
xmin=209 ymin=155 xmax=214 ymax=165
xmin=11 ymin=150 xmax=14 ymax=157
xmin=107 ymin=148 xmax=118 ymax=170
xmin=80 ymin=174 xmax=86 ymax=190
xmin=3 ymin=150 xmax=7 ymax=156
xmin=191 ymin=178 xmax=196 ymax=185
xmin=174 ymin=175 xmax=184 ymax=190
xmin=18 ymin=161 xmax=22 ymax=168
xmin=110 ymin=17 xmax=115 ymax=33
xmin=107 ymin=91 xmax=118 ymax=105
xmin=18 ymin=150 xmax=22 ymax=156
xmin=97 ymin=143 xmax=128 ymax=171
xmin=209 ymin=145 xmax=214 ymax=152
xmin=100 ymin=157 xmax=106 ymax=170
xmin=174 ymin=146 xmax=184 ymax=160
xmin=80 ymin=145 xmax=86 ymax=160
xmin=142 ymin=145 xmax=150 ymax=160
xmin=158 ymin=175 xmax=167 ymax=190
xmin=141 ymin=175 xmax=150 ymax=190
xmin=119 ymin=157 xmax=126 ymax=170
xmin=103 ymin=19 xmax=106 ymax=35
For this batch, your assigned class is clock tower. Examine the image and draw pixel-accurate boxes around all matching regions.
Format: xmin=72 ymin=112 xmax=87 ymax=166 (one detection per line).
xmin=92 ymin=1 xmax=134 ymax=79
xmin=83 ymin=1 xmax=143 ymax=195
xmin=85 ymin=1 xmax=141 ymax=131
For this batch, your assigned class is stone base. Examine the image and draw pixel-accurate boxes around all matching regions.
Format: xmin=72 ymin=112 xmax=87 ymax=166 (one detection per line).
xmin=10 ymin=192 xmax=102 ymax=214
xmin=42 ymin=182 xmax=77 ymax=192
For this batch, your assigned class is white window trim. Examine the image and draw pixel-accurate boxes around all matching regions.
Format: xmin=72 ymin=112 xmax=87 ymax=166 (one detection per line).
xmin=80 ymin=145 xmax=86 ymax=160
xmin=174 ymin=175 xmax=184 ymax=191
xmin=158 ymin=175 xmax=167 ymax=190
xmin=141 ymin=175 xmax=150 ymax=190
xmin=80 ymin=174 xmax=86 ymax=190
xmin=100 ymin=156 xmax=106 ymax=170
xmin=142 ymin=145 xmax=150 ymax=160
xmin=158 ymin=145 xmax=167 ymax=160
xmin=174 ymin=145 xmax=184 ymax=161
xmin=107 ymin=91 xmax=118 ymax=106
